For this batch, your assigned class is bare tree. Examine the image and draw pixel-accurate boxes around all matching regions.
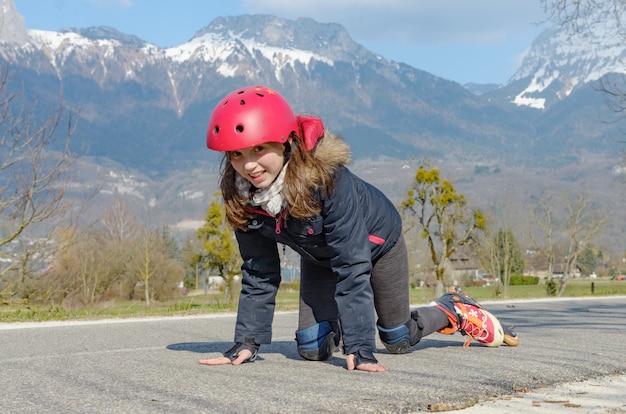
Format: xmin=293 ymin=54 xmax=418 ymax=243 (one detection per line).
xmin=479 ymin=223 xmax=521 ymax=299
xmin=0 ymin=65 xmax=77 ymax=304
xmin=530 ymin=192 xmax=606 ymax=296
xmin=127 ymin=228 xmax=183 ymax=306
xmin=529 ymin=194 xmax=559 ymax=294
xmin=99 ymin=197 xmax=142 ymax=299
xmin=475 ymin=220 xmax=501 ymax=287
xmin=41 ymin=221 xmax=181 ymax=308
xmin=101 ymin=196 xmax=141 ymax=242
xmin=131 ymin=230 xmax=159 ymax=307
xmin=541 ymin=0 xmax=624 ymax=35
xmin=476 ymin=193 xmax=525 ymax=299
xmin=179 ymin=234 xmax=205 ymax=291
xmin=0 ymin=68 xmax=76 ymax=250
xmin=45 ymin=226 xmax=108 ymax=307
xmin=557 ymin=193 xmax=606 ymax=296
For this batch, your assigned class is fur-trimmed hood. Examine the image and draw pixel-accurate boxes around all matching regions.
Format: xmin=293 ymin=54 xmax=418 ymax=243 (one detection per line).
xmin=312 ymin=132 xmax=351 ymax=168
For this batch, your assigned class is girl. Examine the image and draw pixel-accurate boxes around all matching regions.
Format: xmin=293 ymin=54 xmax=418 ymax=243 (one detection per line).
xmin=199 ymin=86 xmax=517 ymax=372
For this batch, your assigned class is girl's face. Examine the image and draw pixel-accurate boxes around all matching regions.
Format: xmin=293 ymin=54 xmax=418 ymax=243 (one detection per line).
xmin=229 ymin=142 xmax=286 ymax=188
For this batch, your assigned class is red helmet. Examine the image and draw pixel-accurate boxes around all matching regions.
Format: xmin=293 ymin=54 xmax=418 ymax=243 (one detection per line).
xmin=206 ymin=86 xmax=299 ymax=151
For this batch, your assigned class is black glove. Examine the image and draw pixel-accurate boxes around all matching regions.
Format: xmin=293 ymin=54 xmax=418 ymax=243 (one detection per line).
xmin=223 ymin=336 xmax=259 ymax=363
xmin=352 ymin=349 xmax=378 ymax=366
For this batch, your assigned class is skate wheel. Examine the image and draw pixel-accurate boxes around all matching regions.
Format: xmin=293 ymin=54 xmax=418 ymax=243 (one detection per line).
xmin=503 ymin=332 xmax=519 ymax=347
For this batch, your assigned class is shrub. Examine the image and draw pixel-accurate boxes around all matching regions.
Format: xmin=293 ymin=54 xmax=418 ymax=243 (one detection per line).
xmin=509 ymin=275 xmax=539 ymax=285
xmin=546 ymin=278 xmax=557 ymax=296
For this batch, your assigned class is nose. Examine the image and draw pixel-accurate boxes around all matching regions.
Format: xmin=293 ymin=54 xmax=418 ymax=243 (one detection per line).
xmin=242 ymin=155 xmax=258 ymax=171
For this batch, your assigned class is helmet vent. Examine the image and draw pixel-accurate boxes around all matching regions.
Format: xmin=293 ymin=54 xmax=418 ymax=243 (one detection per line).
xmin=239 ymin=99 xmax=246 ymax=105
xmin=235 ymin=125 xmax=244 ymax=133
xmin=213 ymin=126 xmax=219 ymax=134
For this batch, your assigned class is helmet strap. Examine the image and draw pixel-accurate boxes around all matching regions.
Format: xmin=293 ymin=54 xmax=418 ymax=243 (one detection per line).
xmin=283 ymin=140 xmax=292 ymax=164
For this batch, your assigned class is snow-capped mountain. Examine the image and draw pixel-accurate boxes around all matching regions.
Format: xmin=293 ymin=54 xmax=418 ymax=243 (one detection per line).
xmin=0 ymin=0 xmax=624 ymax=176
xmin=0 ymin=0 xmax=28 ymax=45
xmin=3 ymin=8 xmax=522 ymax=170
xmin=504 ymin=11 xmax=626 ymax=110
xmin=9 ymin=13 xmax=377 ymax=116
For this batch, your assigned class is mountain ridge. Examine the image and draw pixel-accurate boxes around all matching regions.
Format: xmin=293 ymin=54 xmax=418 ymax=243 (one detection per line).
xmin=1 ymin=5 xmax=624 ymax=175
xmin=6 ymin=13 xmax=533 ymax=172
xmin=1 ymin=1 xmax=625 ymax=248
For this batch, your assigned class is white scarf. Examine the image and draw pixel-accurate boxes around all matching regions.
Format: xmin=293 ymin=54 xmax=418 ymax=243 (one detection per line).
xmin=236 ymin=162 xmax=289 ymax=216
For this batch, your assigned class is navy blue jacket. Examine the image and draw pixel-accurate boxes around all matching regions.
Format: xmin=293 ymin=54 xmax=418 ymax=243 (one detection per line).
xmin=233 ymin=166 xmax=402 ymax=355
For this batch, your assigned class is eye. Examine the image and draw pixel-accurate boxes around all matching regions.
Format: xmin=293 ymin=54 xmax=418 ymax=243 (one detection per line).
xmin=253 ymin=145 xmax=266 ymax=153
xmin=229 ymin=151 xmax=242 ymax=159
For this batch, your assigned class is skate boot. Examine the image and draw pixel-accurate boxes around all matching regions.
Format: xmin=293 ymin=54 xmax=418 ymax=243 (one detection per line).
xmin=434 ymin=287 xmax=505 ymax=348
xmin=447 ymin=286 xmax=519 ymax=347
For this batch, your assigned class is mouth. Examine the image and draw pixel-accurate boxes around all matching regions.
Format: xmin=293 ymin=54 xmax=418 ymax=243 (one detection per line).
xmin=248 ymin=171 xmax=265 ymax=181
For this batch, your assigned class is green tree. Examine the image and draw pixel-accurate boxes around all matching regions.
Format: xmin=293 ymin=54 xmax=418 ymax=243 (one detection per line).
xmin=401 ymin=164 xmax=485 ymax=296
xmin=158 ymin=225 xmax=179 ymax=259
xmin=197 ymin=197 xmax=241 ymax=302
xmin=577 ymin=246 xmax=600 ymax=276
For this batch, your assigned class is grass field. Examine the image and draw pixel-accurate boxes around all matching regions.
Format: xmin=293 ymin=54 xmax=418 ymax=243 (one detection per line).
xmin=1 ymin=278 xmax=625 ymax=323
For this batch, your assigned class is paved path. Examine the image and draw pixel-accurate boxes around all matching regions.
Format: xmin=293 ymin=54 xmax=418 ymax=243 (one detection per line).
xmin=1 ymin=296 xmax=625 ymax=413
xmin=460 ymin=374 xmax=626 ymax=413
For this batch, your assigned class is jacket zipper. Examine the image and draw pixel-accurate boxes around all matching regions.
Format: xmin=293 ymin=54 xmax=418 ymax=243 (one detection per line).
xmin=246 ymin=207 xmax=283 ymax=235
xmin=275 ymin=215 xmax=282 ymax=234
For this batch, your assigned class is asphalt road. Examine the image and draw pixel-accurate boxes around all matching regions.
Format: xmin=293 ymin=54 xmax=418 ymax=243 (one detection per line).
xmin=1 ymin=296 xmax=625 ymax=413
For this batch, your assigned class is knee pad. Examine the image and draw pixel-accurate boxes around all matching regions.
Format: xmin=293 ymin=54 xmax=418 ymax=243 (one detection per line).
xmin=295 ymin=321 xmax=340 ymax=361
xmin=378 ymin=311 xmax=423 ymax=354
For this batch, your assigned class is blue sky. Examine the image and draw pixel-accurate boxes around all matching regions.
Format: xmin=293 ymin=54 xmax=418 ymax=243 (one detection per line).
xmin=12 ymin=0 xmax=549 ymax=85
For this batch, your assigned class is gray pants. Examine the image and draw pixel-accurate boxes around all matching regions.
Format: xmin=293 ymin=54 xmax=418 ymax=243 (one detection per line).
xmin=298 ymin=235 xmax=446 ymax=335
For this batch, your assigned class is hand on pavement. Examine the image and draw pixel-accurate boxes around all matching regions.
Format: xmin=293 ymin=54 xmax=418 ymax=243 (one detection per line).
xmin=346 ymin=354 xmax=388 ymax=372
xmin=199 ymin=349 xmax=253 ymax=366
